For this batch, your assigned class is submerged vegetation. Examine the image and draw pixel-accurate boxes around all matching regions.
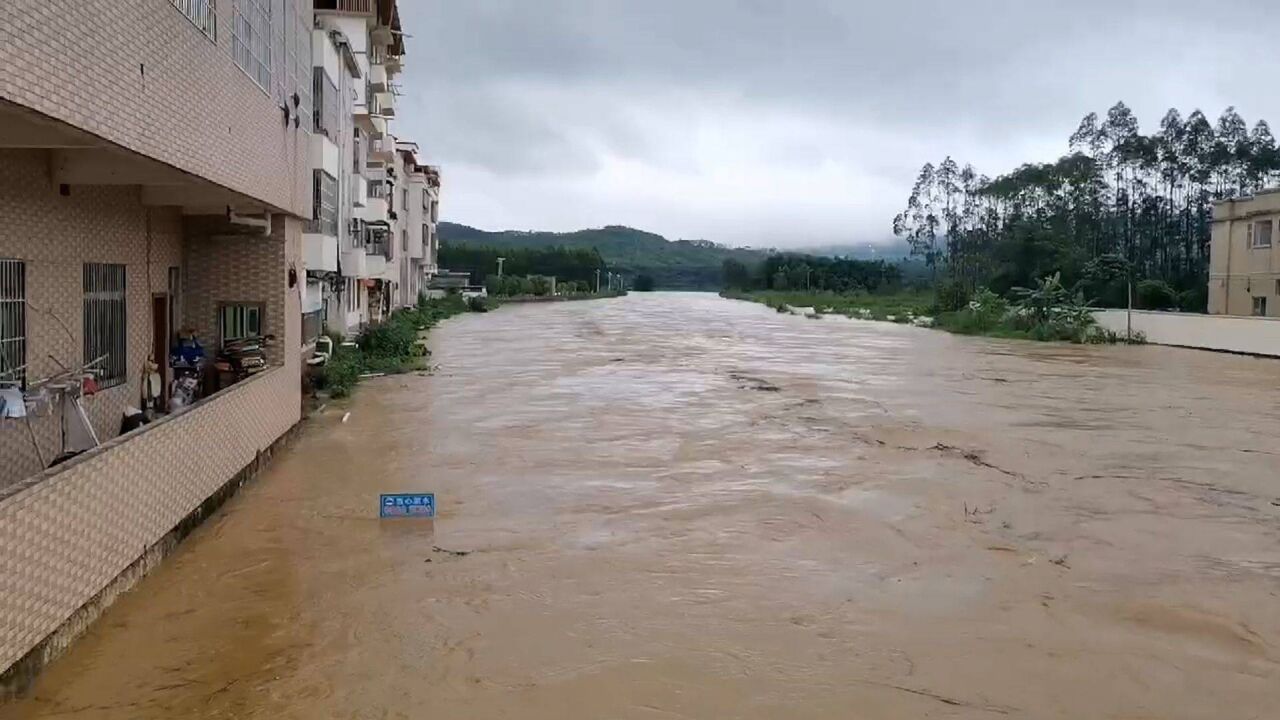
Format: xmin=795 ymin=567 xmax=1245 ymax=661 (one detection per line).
xmin=314 ymin=296 xmax=474 ymax=398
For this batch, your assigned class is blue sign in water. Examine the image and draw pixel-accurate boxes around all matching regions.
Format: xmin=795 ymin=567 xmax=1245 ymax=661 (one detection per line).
xmin=380 ymin=493 xmax=436 ymax=518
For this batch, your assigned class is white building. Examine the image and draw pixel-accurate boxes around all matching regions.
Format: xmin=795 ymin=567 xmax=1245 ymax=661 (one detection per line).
xmin=308 ymin=0 xmax=438 ymax=338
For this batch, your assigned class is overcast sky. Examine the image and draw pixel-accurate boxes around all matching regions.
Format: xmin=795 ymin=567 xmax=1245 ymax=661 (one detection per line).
xmin=395 ymin=0 xmax=1271 ymax=248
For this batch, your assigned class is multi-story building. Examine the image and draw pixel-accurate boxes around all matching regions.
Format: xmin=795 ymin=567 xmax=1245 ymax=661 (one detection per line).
xmin=1209 ymin=191 xmax=1280 ymax=317
xmin=309 ymin=0 xmax=434 ymax=336
xmin=0 ymin=0 xmax=438 ymax=689
xmin=393 ymin=142 xmax=443 ymax=306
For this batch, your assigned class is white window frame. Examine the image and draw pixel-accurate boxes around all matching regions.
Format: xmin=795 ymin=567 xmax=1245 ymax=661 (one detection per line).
xmin=232 ymin=0 xmax=271 ymax=91
xmin=219 ymin=303 xmax=264 ymax=347
xmin=0 ymin=259 xmax=26 ymax=386
xmin=1250 ymin=219 xmax=1273 ymax=249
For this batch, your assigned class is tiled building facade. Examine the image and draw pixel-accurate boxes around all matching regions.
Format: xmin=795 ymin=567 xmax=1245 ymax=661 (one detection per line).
xmin=0 ymin=0 xmax=349 ymax=690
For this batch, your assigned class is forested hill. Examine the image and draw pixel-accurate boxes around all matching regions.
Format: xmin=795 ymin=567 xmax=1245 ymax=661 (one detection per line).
xmin=437 ymin=222 xmax=771 ymax=289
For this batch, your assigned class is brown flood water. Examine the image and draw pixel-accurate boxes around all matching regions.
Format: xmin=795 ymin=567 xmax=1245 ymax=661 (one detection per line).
xmin=4 ymin=292 xmax=1280 ymax=719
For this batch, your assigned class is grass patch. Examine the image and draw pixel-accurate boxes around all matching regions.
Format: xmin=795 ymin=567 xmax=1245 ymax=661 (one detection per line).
xmin=724 ymin=282 xmax=1144 ymax=346
xmin=721 ymin=289 xmax=934 ymax=322
xmin=314 ymin=295 xmax=476 ymax=398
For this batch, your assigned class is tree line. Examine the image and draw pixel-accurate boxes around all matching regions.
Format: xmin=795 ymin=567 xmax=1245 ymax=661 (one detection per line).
xmin=439 ymin=244 xmax=607 ymax=286
xmin=893 ymin=102 xmax=1278 ymax=310
xmin=723 ymin=254 xmax=903 ymax=293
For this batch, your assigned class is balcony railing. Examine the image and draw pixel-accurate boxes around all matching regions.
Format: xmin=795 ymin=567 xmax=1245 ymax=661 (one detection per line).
xmin=169 ymin=0 xmax=217 ymax=40
xmin=302 ymin=310 xmax=323 ymax=345
xmin=314 ymin=0 xmax=375 ymax=14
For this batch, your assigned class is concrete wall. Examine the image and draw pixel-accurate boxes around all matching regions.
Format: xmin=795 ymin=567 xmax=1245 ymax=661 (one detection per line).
xmin=1094 ymin=309 xmax=1280 ymax=357
xmin=0 ymin=0 xmax=312 ymax=215
xmin=0 ymin=150 xmax=184 ymax=486
xmin=0 ymin=363 xmax=300 ymax=679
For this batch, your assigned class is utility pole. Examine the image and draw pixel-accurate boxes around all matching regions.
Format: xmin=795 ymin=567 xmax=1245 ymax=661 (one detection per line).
xmin=496 ymin=257 xmax=506 ymax=277
xmin=595 ymin=269 xmax=601 ymax=294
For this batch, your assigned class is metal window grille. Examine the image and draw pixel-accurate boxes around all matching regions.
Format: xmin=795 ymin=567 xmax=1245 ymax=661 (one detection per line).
xmin=292 ymin=4 xmax=313 ymax=133
xmin=308 ymin=170 xmax=338 ymax=236
xmin=302 ymin=309 xmax=322 ymax=344
xmin=219 ymin=304 xmax=262 ymax=346
xmin=314 ymin=68 xmax=340 ymax=139
xmin=170 ymin=0 xmax=218 ymax=40
xmin=0 ymin=260 xmax=26 ymax=385
xmin=83 ymin=263 xmax=127 ymax=388
xmin=353 ymin=129 xmax=363 ymax=175
xmin=232 ymin=0 xmax=271 ymax=90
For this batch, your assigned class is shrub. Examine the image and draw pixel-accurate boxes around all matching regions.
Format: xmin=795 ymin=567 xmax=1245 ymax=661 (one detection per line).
xmin=358 ymin=311 xmax=418 ymax=362
xmin=316 ymin=342 xmax=362 ymax=398
xmin=1135 ymin=279 xmax=1177 ymax=310
xmin=934 ymin=279 xmax=971 ymax=313
xmin=1176 ymin=287 xmax=1206 ymax=313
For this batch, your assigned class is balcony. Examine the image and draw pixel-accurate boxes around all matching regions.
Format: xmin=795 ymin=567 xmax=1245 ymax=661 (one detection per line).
xmin=359 ymin=196 xmax=388 ymax=224
xmin=341 ymin=245 xmax=369 ymax=278
xmin=368 ymin=63 xmax=387 ymax=93
xmin=351 ymin=173 xmax=367 ymax=208
xmin=314 ymin=0 xmax=375 ymax=14
xmin=375 ymin=91 xmax=395 ymax=118
xmin=369 ymin=136 xmax=395 ymax=163
xmin=366 ymin=253 xmax=387 ymax=278
xmin=302 ymin=232 xmax=339 ymax=273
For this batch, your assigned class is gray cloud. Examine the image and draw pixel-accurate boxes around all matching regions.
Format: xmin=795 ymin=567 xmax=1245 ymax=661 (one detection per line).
xmin=395 ymin=0 xmax=1277 ymax=247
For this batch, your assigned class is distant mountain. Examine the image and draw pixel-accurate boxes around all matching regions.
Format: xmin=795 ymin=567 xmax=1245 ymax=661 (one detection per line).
xmin=437 ymin=223 xmax=771 ymax=290
xmin=793 ymin=240 xmax=914 ymax=260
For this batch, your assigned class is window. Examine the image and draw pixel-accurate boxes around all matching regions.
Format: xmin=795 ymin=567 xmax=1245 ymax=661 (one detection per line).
xmin=83 ymin=263 xmax=127 ymax=389
xmin=308 ymin=170 xmax=338 ymax=236
xmin=1275 ymin=279 xmax=1280 ymax=297
xmin=422 ymin=224 xmax=429 ymax=252
xmin=430 ymin=200 xmax=439 ymax=223
xmin=291 ymin=4 xmax=312 ymax=133
xmin=170 ymin=0 xmax=217 ymax=40
xmin=314 ymin=68 xmax=340 ymax=139
xmin=232 ymin=0 xmax=271 ymax=90
xmin=219 ymin=303 xmax=263 ymax=346
xmin=0 ymin=260 xmax=25 ymax=386
xmin=402 ymin=229 xmax=408 ymax=252
xmin=1250 ymin=220 xmax=1273 ymax=249
xmin=1253 ymin=296 xmax=1268 ymax=316
xmin=402 ymin=188 xmax=408 ymax=211
xmin=422 ymin=189 xmax=429 ymax=210
xmin=353 ymin=129 xmax=363 ymax=175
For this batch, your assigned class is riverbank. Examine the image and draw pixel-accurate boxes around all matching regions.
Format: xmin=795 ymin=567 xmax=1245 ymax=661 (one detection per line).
xmin=723 ymin=287 xmax=1135 ymax=344
xmin=494 ymin=289 xmax=627 ymax=304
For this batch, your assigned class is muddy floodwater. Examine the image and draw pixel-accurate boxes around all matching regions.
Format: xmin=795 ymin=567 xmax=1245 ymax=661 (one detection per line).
xmin=5 ymin=292 xmax=1280 ymax=719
